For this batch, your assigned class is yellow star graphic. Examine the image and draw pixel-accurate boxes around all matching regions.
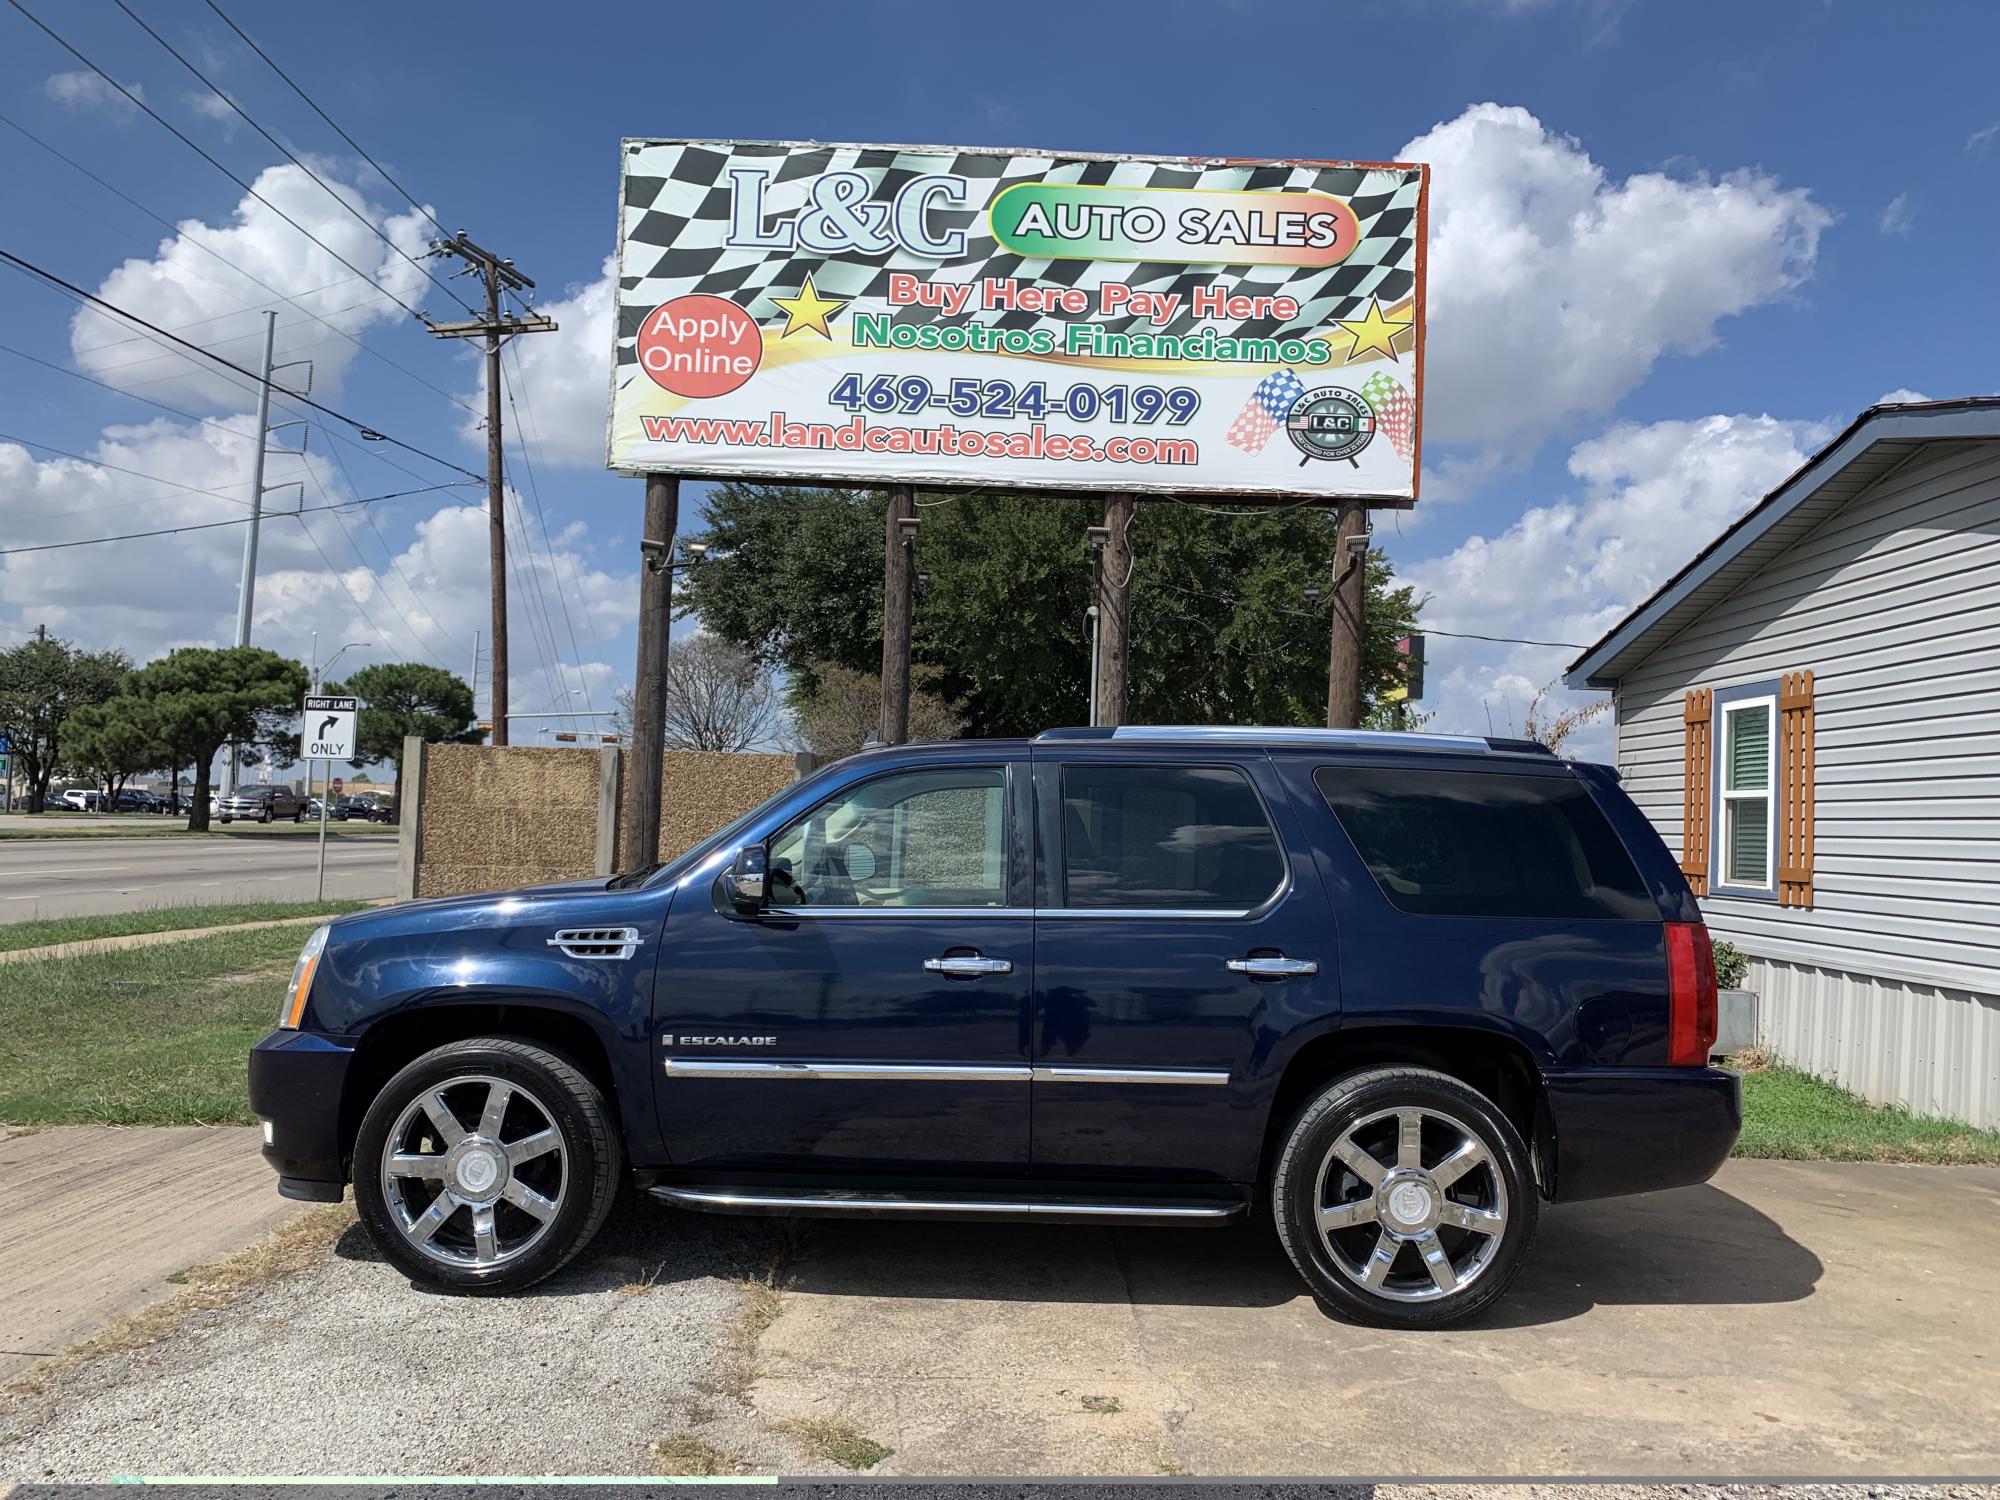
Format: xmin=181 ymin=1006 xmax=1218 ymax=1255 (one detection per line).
xmin=1332 ymin=299 xmax=1413 ymax=363
xmin=769 ymin=273 xmax=848 ymax=339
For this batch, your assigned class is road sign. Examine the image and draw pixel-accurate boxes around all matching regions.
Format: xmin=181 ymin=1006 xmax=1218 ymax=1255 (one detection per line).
xmin=301 ymin=694 xmax=358 ymax=760
xmin=332 ymin=776 xmax=343 ymax=794
xmin=0 ymin=732 xmax=11 ymax=754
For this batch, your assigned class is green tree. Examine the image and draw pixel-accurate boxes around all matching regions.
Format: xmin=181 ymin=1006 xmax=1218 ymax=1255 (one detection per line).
xmin=336 ymin=662 xmax=478 ymax=819
xmin=64 ymin=696 xmax=161 ymax=809
xmin=676 ymin=484 xmax=1424 ymax=735
xmin=122 ymin=647 xmax=309 ymax=831
xmin=0 ymin=636 xmax=130 ymax=812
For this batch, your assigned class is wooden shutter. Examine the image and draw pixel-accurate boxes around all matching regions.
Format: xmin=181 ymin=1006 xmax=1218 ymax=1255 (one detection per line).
xmin=1682 ymin=689 xmax=1711 ymax=896
xmin=1778 ymin=670 xmax=1815 ymax=907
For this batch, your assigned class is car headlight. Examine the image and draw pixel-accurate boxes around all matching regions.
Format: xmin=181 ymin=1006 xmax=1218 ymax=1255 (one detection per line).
xmin=280 ymin=924 xmax=330 ymax=1029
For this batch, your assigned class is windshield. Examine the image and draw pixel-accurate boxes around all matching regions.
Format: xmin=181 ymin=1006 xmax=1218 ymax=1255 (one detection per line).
xmin=615 ymin=758 xmax=846 ymax=891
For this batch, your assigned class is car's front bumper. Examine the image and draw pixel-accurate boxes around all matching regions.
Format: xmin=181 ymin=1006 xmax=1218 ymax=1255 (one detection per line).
xmin=1542 ymin=1065 xmax=1741 ymax=1202
xmin=248 ymin=1028 xmax=355 ymax=1201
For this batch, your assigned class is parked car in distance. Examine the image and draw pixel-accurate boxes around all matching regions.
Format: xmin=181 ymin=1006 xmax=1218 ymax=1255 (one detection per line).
xmin=59 ymin=788 xmax=103 ymax=811
xmin=113 ymin=788 xmax=159 ymax=813
xmin=305 ymin=795 xmax=356 ymax=821
xmin=218 ymin=783 xmax=306 ymax=823
xmin=250 ymin=726 xmax=1736 ymax=1328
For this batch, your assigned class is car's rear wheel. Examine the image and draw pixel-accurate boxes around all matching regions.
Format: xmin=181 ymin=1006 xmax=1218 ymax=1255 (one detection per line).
xmin=1272 ymin=1066 xmax=1537 ymax=1329
xmin=352 ymin=1036 xmax=622 ymax=1293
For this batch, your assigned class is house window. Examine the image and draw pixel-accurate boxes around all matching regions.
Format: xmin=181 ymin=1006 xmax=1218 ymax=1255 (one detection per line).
xmin=1717 ymin=693 xmax=1776 ymax=893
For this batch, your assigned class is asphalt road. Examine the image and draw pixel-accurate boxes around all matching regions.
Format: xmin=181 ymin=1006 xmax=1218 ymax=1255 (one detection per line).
xmin=0 ymin=834 xmax=399 ymax=921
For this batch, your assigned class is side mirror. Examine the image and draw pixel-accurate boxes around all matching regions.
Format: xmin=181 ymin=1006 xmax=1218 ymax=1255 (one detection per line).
xmin=726 ymin=843 xmax=768 ymax=913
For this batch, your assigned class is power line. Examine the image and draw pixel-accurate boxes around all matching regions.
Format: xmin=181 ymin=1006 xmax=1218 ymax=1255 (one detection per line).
xmin=6 ymin=0 xmax=431 ymax=323
xmin=502 ymin=345 xmax=595 ymax=699
xmin=0 ymin=110 xmax=480 ymax=418
xmin=0 ymin=483 xmax=477 ymax=555
xmin=107 ymin=0 xmax=476 ymax=319
xmin=0 ymin=340 xmax=256 ymax=444
xmin=1422 ymin=627 xmax=1587 ymax=650
xmin=200 ymin=0 xmax=447 ymax=239
xmin=0 ymin=427 xmax=255 ymax=506
xmin=0 ymin=248 xmax=482 ymax=483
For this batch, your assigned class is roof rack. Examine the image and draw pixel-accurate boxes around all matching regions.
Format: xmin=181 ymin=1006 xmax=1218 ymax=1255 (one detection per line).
xmin=1033 ymin=726 xmax=1547 ymax=754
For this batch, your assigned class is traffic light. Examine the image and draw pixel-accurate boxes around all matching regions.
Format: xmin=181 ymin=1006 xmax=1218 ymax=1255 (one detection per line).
xmin=1386 ymin=634 xmax=1426 ymax=702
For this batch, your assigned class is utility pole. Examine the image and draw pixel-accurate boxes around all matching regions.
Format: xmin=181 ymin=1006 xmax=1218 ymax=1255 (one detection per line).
xmin=1326 ymin=499 xmax=1370 ymax=729
xmin=879 ymin=486 xmax=917 ymax=745
xmin=1092 ymin=493 xmax=1135 ymax=728
xmin=621 ymin=475 xmax=680 ymax=868
xmin=427 ymin=233 xmax=557 ymax=749
xmin=226 ymin=311 xmax=277 ymax=797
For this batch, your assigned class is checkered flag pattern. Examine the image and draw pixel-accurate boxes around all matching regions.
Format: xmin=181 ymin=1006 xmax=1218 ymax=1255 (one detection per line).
xmin=1359 ymin=370 xmax=1416 ymax=460
xmin=1227 ymin=369 xmax=1306 ymax=454
xmin=615 ymin=143 xmax=1423 ymax=387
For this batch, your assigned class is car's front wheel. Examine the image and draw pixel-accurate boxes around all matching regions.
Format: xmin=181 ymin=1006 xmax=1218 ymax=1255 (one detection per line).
xmin=352 ymin=1036 xmax=622 ymax=1293
xmin=1272 ymin=1066 xmax=1537 ymax=1329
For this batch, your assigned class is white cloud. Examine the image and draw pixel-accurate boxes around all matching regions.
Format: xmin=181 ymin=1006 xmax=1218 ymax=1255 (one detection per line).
xmin=67 ymin=163 xmax=435 ymax=410
xmin=1400 ymin=411 xmax=1829 ymax=753
xmin=42 ymin=70 xmax=144 ymax=116
xmin=185 ymin=90 xmax=238 ymax=125
xmin=1877 ymin=387 xmax=1931 ymax=405
xmin=0 ymin=418 xmax=636 ymax=719
xmin=458 ymin=257 xmax=616 ymax=468
xmin=1400 ymin=104 xmax=1829 ymax=468
xmin=1968 ymin=122 xmax=2000 ymax=159
xmin=1879 ymin=192 xmax=1914 ymax=236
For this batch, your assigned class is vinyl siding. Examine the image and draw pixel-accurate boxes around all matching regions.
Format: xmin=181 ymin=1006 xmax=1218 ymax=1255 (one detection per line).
xmin=1611 ymin=438 xmax=2000 ymax=1123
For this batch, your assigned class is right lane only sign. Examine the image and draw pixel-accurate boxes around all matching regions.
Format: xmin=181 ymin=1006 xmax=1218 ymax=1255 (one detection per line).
xmin=301 ymin=695 xmax=358 ymax=761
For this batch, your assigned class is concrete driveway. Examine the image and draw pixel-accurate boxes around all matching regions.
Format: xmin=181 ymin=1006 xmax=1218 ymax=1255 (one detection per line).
xmin=749 ymin=1159 xmax=2000 ymax=1476
xmin=3 ymin=1159 xmax=1994 ymax=1478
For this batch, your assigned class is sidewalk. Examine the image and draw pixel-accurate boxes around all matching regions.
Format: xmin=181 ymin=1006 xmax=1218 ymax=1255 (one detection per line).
xmin=0 ymin=1126 xmax=307 ymax=1382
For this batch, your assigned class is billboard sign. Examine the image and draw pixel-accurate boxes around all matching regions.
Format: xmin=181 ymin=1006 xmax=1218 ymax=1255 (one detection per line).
xmin=609 ymin=141 xmax=1426 ymax=503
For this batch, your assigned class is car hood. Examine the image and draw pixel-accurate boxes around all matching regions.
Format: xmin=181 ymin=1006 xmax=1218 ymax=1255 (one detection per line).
xmin=326 ymin=876 xmax=631 ymax=941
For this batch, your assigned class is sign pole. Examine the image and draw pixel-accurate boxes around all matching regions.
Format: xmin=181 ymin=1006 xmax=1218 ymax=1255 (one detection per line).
xmin=879 ymin=485 xmax=916 ymax=745
xmin=621 ymin=473 xmax=681 ymax=869
xmin=315 ymin=758 xmax=329 ymax=901
xmin=1326 ymin=499 xmax=1370 ymax=728
xmin=1094 ymin=493 xmax=1135 ymax=728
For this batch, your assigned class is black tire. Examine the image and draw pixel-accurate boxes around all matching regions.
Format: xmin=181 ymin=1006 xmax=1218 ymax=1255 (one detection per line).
xmin=352 ymin=1036 xmax=623 ymax=1293
xmin=292 ymin=806 xmax=303 ymax=823
xmin=1272 ymin=1066 xmax=1538 ymax=1329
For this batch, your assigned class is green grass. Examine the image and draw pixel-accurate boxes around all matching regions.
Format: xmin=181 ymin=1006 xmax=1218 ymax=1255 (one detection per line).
xmin=0 ymin=924 xmax=320 ymax=1125
xmin=1735 ymin=1062 xmax=2000 ymax=1165
xmin=0 ymin=899 xmax=370 ymax=954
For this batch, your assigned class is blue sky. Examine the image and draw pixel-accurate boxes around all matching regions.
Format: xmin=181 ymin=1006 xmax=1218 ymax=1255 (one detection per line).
xmin=3 ymin=0 xmax=1994 ymax=750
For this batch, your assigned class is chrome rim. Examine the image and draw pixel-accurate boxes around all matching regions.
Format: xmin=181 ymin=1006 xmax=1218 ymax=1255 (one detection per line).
xmin=1313 ymin=1104 xmax=1508 ymax=1302
xmin=380 ymin=1073 xmax=568 ymax=1271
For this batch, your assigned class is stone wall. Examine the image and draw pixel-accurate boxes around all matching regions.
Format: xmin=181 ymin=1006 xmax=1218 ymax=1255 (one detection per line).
xmin=410 ymin=743 xmax=799 ymax=899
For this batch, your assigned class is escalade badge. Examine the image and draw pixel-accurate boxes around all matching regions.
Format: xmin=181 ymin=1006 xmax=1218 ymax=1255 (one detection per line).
xmin=669 ymin=1034 xmax=777 ymax=1046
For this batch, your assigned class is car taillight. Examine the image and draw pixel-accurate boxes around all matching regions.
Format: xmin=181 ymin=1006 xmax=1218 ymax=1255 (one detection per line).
xmin=1665 ymin=921 xmax=1718 ymax=1066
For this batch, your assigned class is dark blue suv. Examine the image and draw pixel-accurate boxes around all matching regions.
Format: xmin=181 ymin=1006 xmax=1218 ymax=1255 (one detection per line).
xmin=250 ymin=726 xmax=1738 ymax=1328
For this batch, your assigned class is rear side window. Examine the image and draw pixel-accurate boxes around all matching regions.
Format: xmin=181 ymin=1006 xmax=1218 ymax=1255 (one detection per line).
xmin=1062 ymin=764 xmax=1285 ymax=909
xmin=1314 ymin=766 xmax=1656 ymax=920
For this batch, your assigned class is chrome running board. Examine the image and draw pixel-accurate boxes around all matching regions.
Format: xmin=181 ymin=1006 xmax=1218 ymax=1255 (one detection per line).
xmin=649 ymin=1184 xmax=1246 ymax=1226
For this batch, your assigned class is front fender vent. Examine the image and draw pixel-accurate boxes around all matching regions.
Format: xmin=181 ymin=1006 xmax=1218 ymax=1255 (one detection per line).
xmin=547 ymin=927 xmax=643 ymax=961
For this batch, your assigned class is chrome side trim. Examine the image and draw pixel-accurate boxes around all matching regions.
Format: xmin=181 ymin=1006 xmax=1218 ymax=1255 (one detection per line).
xmin=757 ymin=905 xmax=1270 ymax=920
xmin=654 ymin=1186 xmax=1241 ymax=1219
xmin=546 ymin=926 xmax=643 ymax=960
xmin=1032 ymin=1065 xmax=1231 ymax=1086
xmin=664 ymin=1059 xmax=1229 ymax=1086
xmin=663 ymin=1058 xmax=1032 ymax=1082
xmin=764 ymin=905 xmax=1029 ymax=919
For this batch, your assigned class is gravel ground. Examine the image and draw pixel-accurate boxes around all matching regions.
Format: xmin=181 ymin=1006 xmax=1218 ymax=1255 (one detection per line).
xmin=0 ymin=1194 xmax=814 ymax=1481
xmin=5 ymin=1486 xmax=1997 ymax=1498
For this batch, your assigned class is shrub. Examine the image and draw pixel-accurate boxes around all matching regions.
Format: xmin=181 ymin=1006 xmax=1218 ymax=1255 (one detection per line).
xmin=1712 ymin=939 xmax=1750 ymax=990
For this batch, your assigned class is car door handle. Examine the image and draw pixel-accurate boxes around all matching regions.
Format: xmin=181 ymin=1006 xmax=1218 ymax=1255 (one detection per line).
xmin=1225 ymin=956 xmax=1319 ymax=977
xmin=923 ymin=955 xmax=1015 ymax=977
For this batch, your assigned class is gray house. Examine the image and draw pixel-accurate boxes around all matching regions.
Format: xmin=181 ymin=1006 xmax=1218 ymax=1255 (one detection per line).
xmin=1567 ymin=398 xmax=2000 ymax=1128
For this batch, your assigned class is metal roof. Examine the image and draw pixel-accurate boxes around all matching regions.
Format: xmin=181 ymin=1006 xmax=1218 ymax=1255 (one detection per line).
xmin=1564 ymin=398 xmax=2000 ymax=690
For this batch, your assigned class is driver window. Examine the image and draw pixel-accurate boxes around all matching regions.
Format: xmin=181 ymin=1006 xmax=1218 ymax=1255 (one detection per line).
xmin=766 ymin=767 xmax=1008 ymax=909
